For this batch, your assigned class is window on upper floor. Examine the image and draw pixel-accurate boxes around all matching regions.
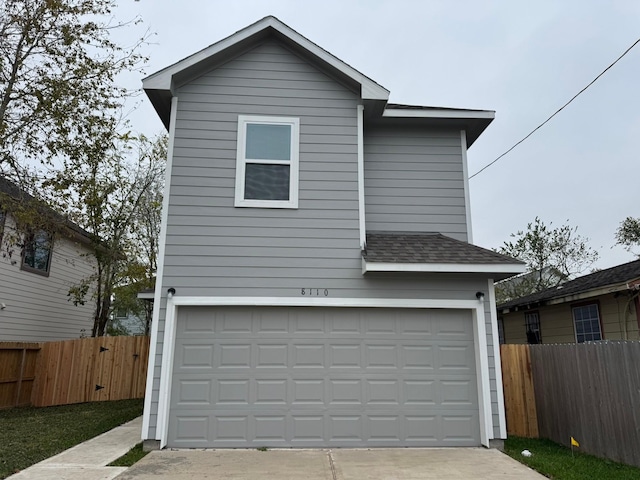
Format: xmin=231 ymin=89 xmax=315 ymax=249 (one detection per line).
xmin=572 ymin=303 xmax=602 ymax=343
xmin=235 ymin=115 xmax=300 ymax=209
xmin=524 ymin=311 xmax=541 ymax=344
xmin=21 ymin=230 xmax=52 ymax=276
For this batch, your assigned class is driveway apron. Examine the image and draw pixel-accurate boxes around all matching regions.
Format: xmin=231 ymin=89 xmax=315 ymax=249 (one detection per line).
xmin=115 ymin=448 xmax=546 ymax=480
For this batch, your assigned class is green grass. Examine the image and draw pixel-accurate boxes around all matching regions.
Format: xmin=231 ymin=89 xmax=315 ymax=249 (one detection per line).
xmin=505 ymin=436 xmax=640 ymax=479
xmin=0 ymin=398 xmax=143 ymax=479
xmin=108 ymin=442 xmax=148 ymax=467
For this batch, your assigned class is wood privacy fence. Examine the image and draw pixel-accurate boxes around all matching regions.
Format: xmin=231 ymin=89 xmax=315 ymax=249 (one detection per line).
xmin=0 ymin=336 xmax=149 ymax=409
xmin=501 ymin=342 xmax=640 ymax=469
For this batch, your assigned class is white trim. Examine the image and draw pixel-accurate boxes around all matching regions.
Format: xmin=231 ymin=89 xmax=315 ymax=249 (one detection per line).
xmin=143 ymin=16 xmax=389 ymax=101
xmin=157 ymin=294 xmax=177 ymax=449
xmin=363 ymin=259 xmax=526 ymax=275
xmin=472 ymin=297 xmax=492 ymax=447
xmin=488 ymin=279 xmax=507 ymax=439
xmin=461 ymin=130 xmax=473 ymax=243
xmin=142 ymin=96 xmax=178 ymax=439
xmin=234 ymin=115 xmax=299 ymax=209
xmin=357 ymin=104 xmax=366 ymax=249
xmin=382 ymin=108 xmax=495 ymax=120
xmin=155 ymin=296 xmax=492 ymax=448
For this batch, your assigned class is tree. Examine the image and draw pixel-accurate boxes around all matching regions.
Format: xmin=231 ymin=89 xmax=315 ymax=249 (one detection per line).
xmin=0 ymin=0 xmax=147 ymax=181
xmin=496 ymin=217 xmax=599 ymax=303
xmin=46 ymin=133 xmax=166 ymax=337
xmin=615 ymin=217 xmax=640 ymax=256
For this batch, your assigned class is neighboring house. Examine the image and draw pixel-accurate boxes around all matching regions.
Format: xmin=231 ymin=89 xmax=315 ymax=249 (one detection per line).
xmin=495 ymin=266 xmax=565 ymax=305
xmin=498 ymin=259 xmax=640 ymax=345
xmin=0 ymin=176 xmax=96 ymax=341
xmin=141 ymin=16 xmax=525 ymax=450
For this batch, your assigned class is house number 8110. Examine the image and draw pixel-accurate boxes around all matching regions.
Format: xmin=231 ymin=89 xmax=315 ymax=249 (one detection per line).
xmin=301 ymin=288 xmax=329 ymax=296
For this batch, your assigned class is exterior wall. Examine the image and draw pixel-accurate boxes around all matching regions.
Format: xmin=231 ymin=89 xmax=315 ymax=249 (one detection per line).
xmin=364 ymin=125 xmax=467 ymax=241
xmin=501 ymin=292 xmax=640 ymax=344
xmin=0 ymin=214 xmax=95 ymax=341
xmin=146 ymin=39 xmax=501 ymax=440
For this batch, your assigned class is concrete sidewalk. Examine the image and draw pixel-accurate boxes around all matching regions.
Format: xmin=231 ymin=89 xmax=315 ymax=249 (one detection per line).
xmin=9 ymin=416 xmax=142 ymax=480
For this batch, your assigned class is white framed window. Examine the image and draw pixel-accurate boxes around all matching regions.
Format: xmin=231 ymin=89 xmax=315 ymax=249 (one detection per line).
xmin=235 ymin=115 xmax=300 ymax=209
xmin=572 ymin=303 xmax=602 ymax=343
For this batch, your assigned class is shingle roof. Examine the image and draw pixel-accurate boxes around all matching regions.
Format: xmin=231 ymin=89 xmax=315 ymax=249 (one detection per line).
xmin=363 ymin=232 xmax=524 ymax=265
xmin=499 ymin=259 xmax=640 ymax=310
xmin=385 ymin=103 xmax=492 ymax=113
xmin=0 ymin=176 xmax=93 ymax=243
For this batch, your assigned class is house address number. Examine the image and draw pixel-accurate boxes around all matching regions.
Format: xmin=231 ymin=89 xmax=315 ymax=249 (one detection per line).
xmin=301 ymin=288 xmax=329 ymax=296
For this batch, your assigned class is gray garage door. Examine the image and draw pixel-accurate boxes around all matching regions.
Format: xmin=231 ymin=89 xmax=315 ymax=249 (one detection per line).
xmin=168 ymin=306 xmax=479 ymax=448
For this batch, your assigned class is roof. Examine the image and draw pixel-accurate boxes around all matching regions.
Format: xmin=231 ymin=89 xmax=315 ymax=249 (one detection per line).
xmin=499 ymin=259 xmax=640 ymax=311
xmin=0 ymin=176 xmax=93 ymax=244
xmin=143 ymin=17 xmax=494 ymax=146
xmin=362 ymin=233 xmax=525 ymax=279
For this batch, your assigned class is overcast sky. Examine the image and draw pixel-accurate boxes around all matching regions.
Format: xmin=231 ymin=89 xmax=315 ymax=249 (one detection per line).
xmin=113 ymin=0 xmax=639 ymax=271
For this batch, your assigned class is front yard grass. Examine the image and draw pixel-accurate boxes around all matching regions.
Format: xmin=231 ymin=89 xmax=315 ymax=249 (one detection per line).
xmin=505 ymin=436 xmax=640 ymax=479
xmin=0 ymin=398 xmax=143 ymax=479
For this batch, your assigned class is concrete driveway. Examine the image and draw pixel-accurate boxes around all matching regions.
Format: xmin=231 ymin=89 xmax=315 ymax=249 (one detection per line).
xmin=115 ymin=448 xmax=546 ymax=480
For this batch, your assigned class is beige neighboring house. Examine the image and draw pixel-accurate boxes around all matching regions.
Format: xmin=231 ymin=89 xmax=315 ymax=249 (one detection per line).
xmin=498 ymin=259 xmax=640 ymax=344
xmin=0 ymin=176 xmax=96 ymax=341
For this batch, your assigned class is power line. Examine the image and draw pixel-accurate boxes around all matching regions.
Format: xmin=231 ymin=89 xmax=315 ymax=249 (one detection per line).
xmin=469 ymin=37 xmax=640 ymax=180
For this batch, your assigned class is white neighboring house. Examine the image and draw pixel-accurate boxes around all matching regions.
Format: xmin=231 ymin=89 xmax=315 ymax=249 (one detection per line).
xmin=0 ymin=176 xmax=96 ymax=342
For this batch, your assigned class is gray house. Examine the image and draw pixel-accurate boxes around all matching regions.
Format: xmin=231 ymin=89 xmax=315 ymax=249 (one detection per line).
xmin=141 ymin=16 xmax=524 ymax=450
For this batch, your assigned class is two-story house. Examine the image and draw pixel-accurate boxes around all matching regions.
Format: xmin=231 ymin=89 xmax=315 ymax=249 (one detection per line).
xmin=141 ymin=16 xmax=524 ymax=450
xmin=0 ymin=176 xmax=95 ymax=341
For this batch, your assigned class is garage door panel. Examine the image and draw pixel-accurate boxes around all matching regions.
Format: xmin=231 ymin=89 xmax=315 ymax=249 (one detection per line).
xmin=168 ymin=307 xmax=480 ymax=447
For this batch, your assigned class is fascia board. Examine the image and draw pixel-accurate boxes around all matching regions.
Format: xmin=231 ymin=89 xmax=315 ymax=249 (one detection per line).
xmin=363 ymin=260 xmax=527 ymax=275
xmin=382 ymin=108 xmax=495 ymax=120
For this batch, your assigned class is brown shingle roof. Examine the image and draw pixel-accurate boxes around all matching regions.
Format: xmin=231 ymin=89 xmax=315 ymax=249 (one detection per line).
xmin=499 ymin=259 xmax=640 ymax=310
xmin=363 ymin=232 xmax=523 ymax=265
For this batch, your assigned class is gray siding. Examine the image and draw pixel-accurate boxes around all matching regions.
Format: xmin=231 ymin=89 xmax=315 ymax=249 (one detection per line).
xmin=0 ymin=214 xmax=95 ymax=341
xmin=147 ymin=39 xmax=500 ymax=440
xmin=364 ymin=125 xmax=467 ymax=241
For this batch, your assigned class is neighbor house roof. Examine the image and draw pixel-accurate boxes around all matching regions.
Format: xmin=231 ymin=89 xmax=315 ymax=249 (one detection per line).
xmin=361 ymin=232 xmax=525 ymax=279
xmin=0 ymin=176 xmax=93 ymax=245
xmin=143 ymin=16 xmax=494 ymax=146
xmin=498 ymin=259 xmax=640 ymax=312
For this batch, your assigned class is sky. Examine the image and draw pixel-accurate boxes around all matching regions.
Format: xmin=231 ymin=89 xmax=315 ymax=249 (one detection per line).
xmin=112 ymin=0 xmax=639 ymax=271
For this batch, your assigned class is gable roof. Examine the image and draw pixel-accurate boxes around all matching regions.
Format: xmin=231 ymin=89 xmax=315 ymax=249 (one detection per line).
xmin=0 ymin=176 xmax=93 ymax=245
xmin=143 ymin=16 xmax=389 ymax=128
xmin=143 ymin=17 xmax=495 ymax=146
xmin=498 ymin=259 xmax=640 ymax=311
xmin=362 ymin=232 xmax=525 ymax=279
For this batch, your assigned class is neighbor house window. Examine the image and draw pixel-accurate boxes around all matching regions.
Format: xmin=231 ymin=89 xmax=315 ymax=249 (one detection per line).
xmin=524 ymin=311 xmax=541 ymax=344
xmin=572 ymin=303 xmax=602 ymax=343
xmin=21 ymin=230 xmax=52 ymax=275
xmin=235 ymin=115 xmax=300 ymax=208
xmin=0 ymin=209 xmax=5 ymax=245
xmin=497 ymin=317 xmax=505 ymax=345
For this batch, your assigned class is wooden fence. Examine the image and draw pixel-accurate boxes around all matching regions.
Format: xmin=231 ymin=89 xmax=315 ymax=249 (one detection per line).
xmin=0 ymin=343 xmax=41 ymax=408
xmin=501 ymin=341 xmax=640 ymax=469
xmin=0 ymin=336 xmax=149 ymax=409
xmin=500 ymin=344 xmax=538 ymax=438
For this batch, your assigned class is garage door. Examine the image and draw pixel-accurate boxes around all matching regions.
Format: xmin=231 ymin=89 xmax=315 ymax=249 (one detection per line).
xmin=168 ymin=306 xmax=480 ymax=447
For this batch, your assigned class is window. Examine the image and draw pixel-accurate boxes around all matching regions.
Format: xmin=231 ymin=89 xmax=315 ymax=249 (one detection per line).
xmin=21 ymin=230 xmax=52 ymax=275
xmin=0 ymin=209 xmax=5 ymax=245
xmin=524 ymin=311 xmax=541 ymax=344
xmin=572 ymin=303 xmax=602 ymax=343
xmin=235 ymin=115 xmax=300 ymax=208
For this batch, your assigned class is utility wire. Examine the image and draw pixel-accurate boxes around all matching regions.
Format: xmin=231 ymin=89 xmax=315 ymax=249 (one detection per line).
xmin=469 ymin=37 xmax=640 ymax=180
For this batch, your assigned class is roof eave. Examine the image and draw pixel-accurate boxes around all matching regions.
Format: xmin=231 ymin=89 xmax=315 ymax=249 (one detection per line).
xmin=499 ymin=279 xmax=640 ymax=313
xmin=362 ymin=259 xmax=526 ymax=279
